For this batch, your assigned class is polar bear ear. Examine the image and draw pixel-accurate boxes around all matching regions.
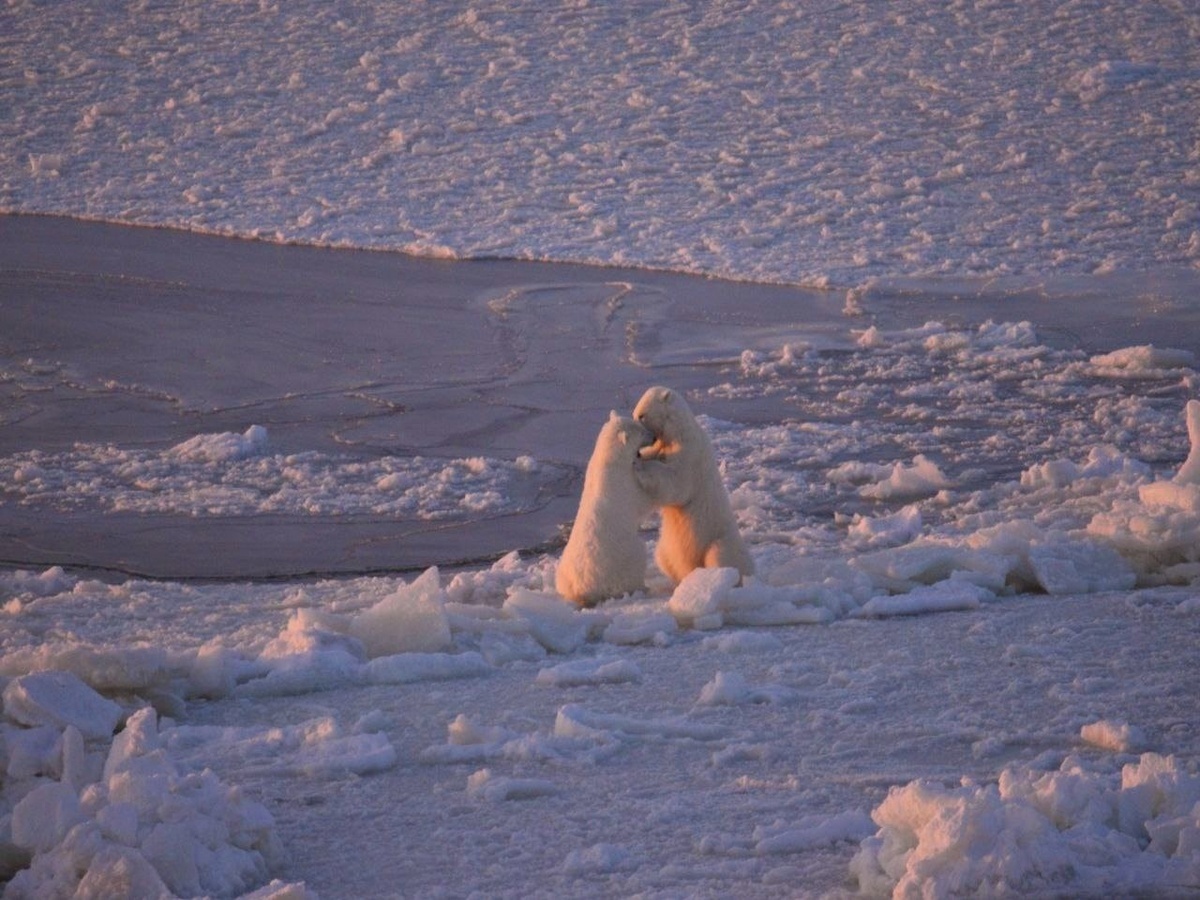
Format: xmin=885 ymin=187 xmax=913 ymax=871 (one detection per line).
xmin=609 ymin=409 xmax=620 ymax=421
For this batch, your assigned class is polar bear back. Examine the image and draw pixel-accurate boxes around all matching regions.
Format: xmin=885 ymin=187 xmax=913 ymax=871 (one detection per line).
xmin=555 ymin=413 xmax=650 ymax=606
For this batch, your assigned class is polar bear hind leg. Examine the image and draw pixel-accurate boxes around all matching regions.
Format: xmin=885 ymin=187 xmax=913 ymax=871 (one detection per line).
xmin=703 ymin=537 xmax=754 ymax=582
xmin=654 ymin=507 xmax=702 ymax=583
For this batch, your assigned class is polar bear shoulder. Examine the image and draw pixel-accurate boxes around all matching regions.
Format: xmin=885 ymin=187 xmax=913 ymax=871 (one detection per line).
xmin=632 ymin=386 xmax=717 ymax=507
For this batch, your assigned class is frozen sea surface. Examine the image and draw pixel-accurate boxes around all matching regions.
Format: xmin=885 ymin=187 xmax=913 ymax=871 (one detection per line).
xmin=3 ymin=0 xmax=1199 ymax=286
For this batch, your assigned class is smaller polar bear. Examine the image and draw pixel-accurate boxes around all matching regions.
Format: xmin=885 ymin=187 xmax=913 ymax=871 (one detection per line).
xmin=633 ymin=386 xmax=754 ymax=585
xmin=556 ymin=412 xmax=654 ymax=607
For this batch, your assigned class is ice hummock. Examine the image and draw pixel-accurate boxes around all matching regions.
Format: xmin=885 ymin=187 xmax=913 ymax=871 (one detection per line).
xmin=851 ymin=753 xmax=1200 ymax=897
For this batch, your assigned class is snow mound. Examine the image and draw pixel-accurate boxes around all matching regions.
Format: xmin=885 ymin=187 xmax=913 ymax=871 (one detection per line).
xmin=852 ymin=753 xmax=1200 ymax=897
xmin=4 ymin=707 xmax=291 ymax=898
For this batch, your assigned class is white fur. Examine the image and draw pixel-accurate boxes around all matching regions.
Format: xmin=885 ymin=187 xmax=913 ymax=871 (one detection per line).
xmin=632 ymin=386 xmax=754 ymax=584
xmin=556 ymin=412 xmax=653 ymax=607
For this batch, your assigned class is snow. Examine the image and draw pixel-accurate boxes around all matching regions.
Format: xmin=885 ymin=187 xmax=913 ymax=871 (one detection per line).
xmin=3 ymin=0 xmax=1200 ymax=896
xmin=0 ymin=429 xmax=564 ymax=520
xmin=3 ymin=0 xmax=1200 ymax=288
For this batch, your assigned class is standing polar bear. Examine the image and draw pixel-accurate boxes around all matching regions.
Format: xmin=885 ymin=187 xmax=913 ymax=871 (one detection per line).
xmin=556 ymin=412 xmax=654 ymax=607
xmin=633 ymin=386 xmax=754 ymax=584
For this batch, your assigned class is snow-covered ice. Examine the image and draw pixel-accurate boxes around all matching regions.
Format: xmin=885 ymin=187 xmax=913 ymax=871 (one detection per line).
xmin=3 ymin=0 xmax=1200 ymax=287
xmin=4 ymin=0 xmax=1200 ymax=896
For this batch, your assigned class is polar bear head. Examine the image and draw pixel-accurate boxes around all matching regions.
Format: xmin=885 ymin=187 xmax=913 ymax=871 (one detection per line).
xmin=633 ymin=385 xmax=694 ymax=445
xmin=595 ymin=411 xmax=652 ymax=466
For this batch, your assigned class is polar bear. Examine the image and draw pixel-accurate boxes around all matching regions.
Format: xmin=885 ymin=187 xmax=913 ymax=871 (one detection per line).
xmin=556 ymin=412 xmax=654 ymax=607
xmin=632 ymin=386 xmax=754 ymax=584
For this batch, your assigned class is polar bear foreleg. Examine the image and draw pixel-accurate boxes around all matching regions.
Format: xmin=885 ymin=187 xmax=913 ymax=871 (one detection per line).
xmin=633 ymin=454 xmax=694 ymax=506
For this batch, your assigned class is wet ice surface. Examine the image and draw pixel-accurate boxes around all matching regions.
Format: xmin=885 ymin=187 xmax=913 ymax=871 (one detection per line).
xmin=0 ymin=216 xmax=853 ymax=577
xmin=3 ymin=1 xmax=1199 ymax=286
xmin=2 ymin=219 xmax=1200 ymax=898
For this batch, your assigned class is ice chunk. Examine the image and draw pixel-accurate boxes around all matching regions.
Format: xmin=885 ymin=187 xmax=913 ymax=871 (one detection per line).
xmin=348 ymin=567 xmax=452 ymax=656
xmin=1069 ymin=61 xmax=1165 ymax=103
xmin=554 ymin=704 xmax=727 ymax=742
xmin=2 ymin=723 xmax=60 ymax=779
xmin=753 ymin=811 xmax=875 ymax=854
xmin=700 ymin=631 xmax=783 ymax=653
xmin=853 ymin=541 xmax=1009 ymax=594
xmin=0 ymin=644 xmax=173 ymax=694
xmin=8 ymin=703 xmax=283 ymax=898
xmin=722 ymin=580 xmax=835 ymax=627
xmin=695 ymin=671 xmax=796 ymax=706
xmin=241 ymin=608 xmax=365 ymax=696
xmin=1089 ymin=345 xmax=1195 ymax=377
xmin=188 ymin=640 xmax=237 ymax=699
xmin=165 ymin=714 xmax=396 ymax=779
xmin=0 ymin=566 xmax=75 ymax=599
xmin=467 ymin=768 xmax=558 ymax=802
xmin=446 ymin=714 xmax=519 ymax=747
xmin=169 ymin=424 xmax=269 ymax=462
xmin=1027 ymin=538 xmax=1136 ymax=595
xmin=259 ymin=608 xmax=364 ymax=663
xmin=535 ymin=658 xmax=642 ymax=687
xmin=1081 ymin=720 xmax=1146 ymax=753
xmin=74 ymin=844 xmax=172 ymax=899
xmin=848 ymin=504 xmax=922 ymax=548
xmin=851 ymin=778 xmax=1074 ymax=896
xmin=856 ymin=580 xmax=991 ymax=618
xmin=1022 ymin=445 xmax=1150 ymax=490
xmin=239 ymin=880 xmax=319 ymax=900
xmin=1089 ymin=443 xmax=1200 ymax=576
xmin=104 ymin=706 xmax=161 ymax=779
xmin=11 ymin=781 xmax=86 ymax=854
xmin=503 ymin=589 xmax=591 ymax=653
xmin=3 ymin=670 xmax=122 ymax=740
xmin=667 ymin=569 xmax=828 ymax=630
xmin=1175 ymin=399 xmax=1200 ymax=485
xmin=364 ymin=651 xmax=490 ymax=684
xmin=667 ymin=567 xmax=741 ymax=630
xmin=602 ymin=611 xmax=678 ymax=645
xmin=563 ymin=843 xmax=636 ymax=875
xmin=858 ymin=454 xmax=950 ymax=501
